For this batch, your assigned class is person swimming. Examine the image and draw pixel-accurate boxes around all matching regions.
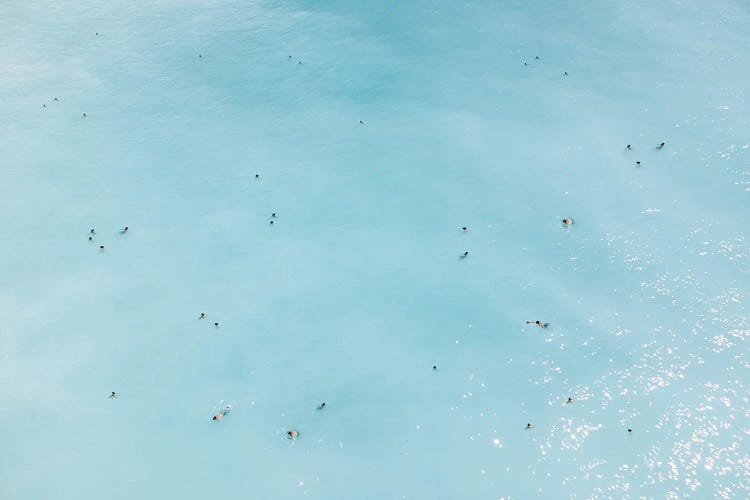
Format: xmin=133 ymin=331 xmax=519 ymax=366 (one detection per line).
xmin=110 ymin=391 xmax=117 ymax=398
xmin=562 ymin=218 xmax=574 ymax=227
xmin=271 ymin=213 xmax=277 ymax=218
xmin=42 ymin=104 xmax=46 ymax=108
xmin=526 ymin=320 xmax=548 ymax=328
xmin=636 ymin=161 xmax=641 ymax=166
xmin=462 ymin=227 xmax=467 ymax=232
xmin=563 ymin=71 xmax=568 ymax=76
xmin=82 ymin=113 xmax=87 ymax=117
xmin=120 ymin=226 xmax=128 ymax=233
xmin=212 ymin=405 xmax=232 ymax=421
xmin=626 ymin=144 xmax=632 ymax=150
xmin=54 ymin=97 xmax=58 ymax=101
xmin=433 ymin=365 xmax=437 ymax=371
xmin=535 ymin=56 xmax=540 ymax=60
xmin=628 ymin=429 xmax=632 ymax=434
xmin=90 ymin=229 xmax=95 ymax=234
xmin=88 ymin=236 xmax=92 ymax=241
xmin=657 ymin=142 xmax=665 ymax=149
xmin=566 ymin=397 xmax=573 ymax=404
xmin=526 ymin=423 xmax=533 ymax=429
xmin=99 ymin=245 xmax=105 ymax=250
xmin=317 ymin=402 xmax=326 ymax=410
xmin=255 ymin=174 xmax=260 ymax=179
xmin=200 ymin=313 xmax=206 ymax=319
xmin=287 ymin=430 xmax=299 ymax=440
xmin=359 ymin=120 xmax=364 ymax=124
xmin=461 ymin=251 xmax=469 ymax=258
xmin=214 ymin=322 xmax=219 ymax=327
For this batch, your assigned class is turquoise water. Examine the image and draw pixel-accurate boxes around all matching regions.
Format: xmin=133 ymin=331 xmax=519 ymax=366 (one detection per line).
xmin=2 ymin=0 xmax=750 ymax=498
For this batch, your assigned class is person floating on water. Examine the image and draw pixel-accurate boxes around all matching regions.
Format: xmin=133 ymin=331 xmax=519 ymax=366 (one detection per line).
xmin=526 ymin=423 xmax=533 ymax=429
xmin=110 ymin=391 xmax=117 ymax=398
xmin=212 ymin=405 xmax=232 ymax=421
xmin=317 ymin=402 xmax=326 ymax=410
xmin=526 ymin=320 xmax=548 ymax=328
xmin=562 ymin=218 xmax=574 ymax=227
xmin=287 ymin=430 xmax=299 ymax=440
xmin=200 ymin=313 xmax=206 ymax=319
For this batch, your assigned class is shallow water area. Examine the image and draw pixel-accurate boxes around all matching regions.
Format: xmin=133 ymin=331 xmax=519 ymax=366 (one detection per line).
xmin=1 ymin=0 xmax=750 ymax=498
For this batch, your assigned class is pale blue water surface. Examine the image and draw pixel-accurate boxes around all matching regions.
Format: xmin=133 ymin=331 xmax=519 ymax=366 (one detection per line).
xmin=2 ymin=0 xmax=750 ymax=498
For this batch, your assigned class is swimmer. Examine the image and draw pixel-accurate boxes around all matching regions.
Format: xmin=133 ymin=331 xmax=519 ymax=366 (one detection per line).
xmin=88 ymin=236 xmax=92 ymax=241
xmin=287 ymin=430 xmax=299 ymax=440
xmin=462 ymin=227 xmax=467 ymax=232
xmin=563 ymin=71 xmax=568 ymax=76
xmin=110 ymin=391 xmax=117 ymax=398
xmin=214 ymin=322 xmax=219 ymax=327
xmin=535 ymin=56 xmax=540 ymax=60
xmin=54 ymin=97 xmax=58 ymax=101
xmin=636 ymin=161 xmax=641 ymax=166
xmin=82 ymin=113 xmax=87 ymax=117
xmin=524 ymin=62 xmax=528 ymax=66
xmin=359 ymin=120 xmax=364 ymax=124
xmin=628 ymin=429 xmax=632 ymax=434
xmin=526 ymin=423 xmax=533 ymax=429
xmin=99 ymin=245 xmax=105 ymax=250
xmin=271 ymin=213 xmax=277 ymax=218
xmin=461 ymin=251 xmax=469 ymax=258
xmin=212 ymin=405 xmax=232 ymax=421
xmin=43 ymin=104 xmax=46 ymax=108
xmin=526 ymin=320 xmax=548 ymax=328
xmin=298 ymin=61 xmax=302 ymax=64
xmin=211 ymin=405 xmax=232 ymax=420
xmin=562 ymin=218 xmax=574 ymax=227
xmin=566 ymin=397 xmax=573 ymax=404
xmin=95 ymin=32 xmax=99 ymax=36
xmin=270 ymin=220 xmax=274 ymax=225
xmin=199 ymin=313 xmax=206 ymax=319
xmin=317 ymin=402 xmax=326 ymax=410
xmin=90 ymin=229 xmax=95 ymax=234
xmin=288 ymin=55 xmax=292 ymax=59
xmin=198 ymin=54 xmax=202 ymax=58
xmin=626 ymin=144 xmax=632 ymax=150
xmin=120 ymin=226 xmax=128 ymax=233
xmin=255 ymin=174 xmax=260 ymax=179
xmin=433 ymin=365 xmax=437 ymax=371
xmin=657 ymin=142 xmax=665 ymax=149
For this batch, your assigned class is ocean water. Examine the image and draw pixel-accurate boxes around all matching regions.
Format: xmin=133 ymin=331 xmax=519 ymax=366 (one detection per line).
xmin=2 ymin=0 xmax=750 ymax=498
